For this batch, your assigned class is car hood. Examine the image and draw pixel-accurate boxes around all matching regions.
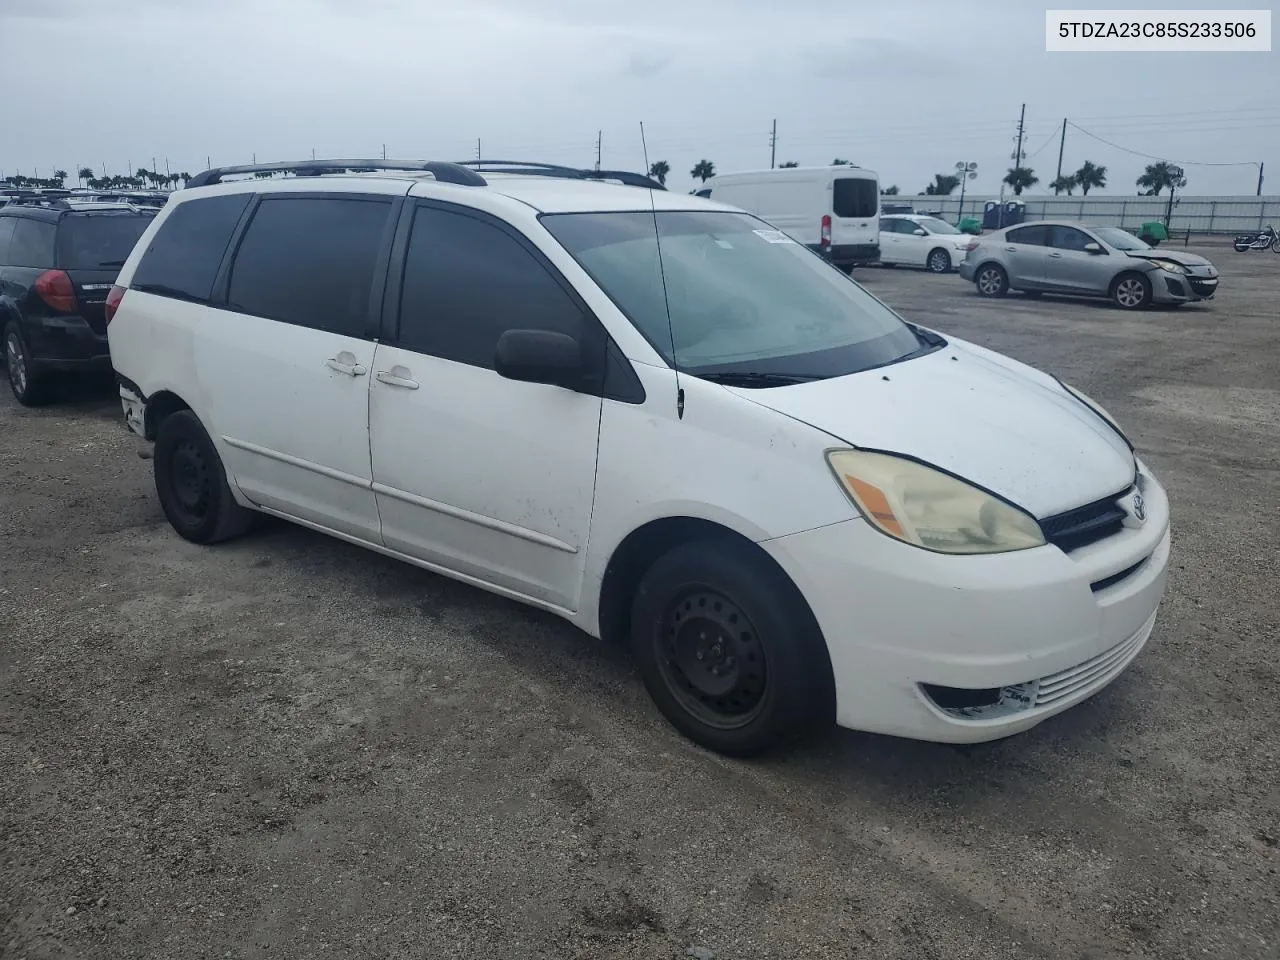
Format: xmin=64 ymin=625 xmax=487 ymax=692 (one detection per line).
xmin=1124 ymin=248 xmax=1215 ymax=270
xmin=729 ymin=339 xmax=1136 ymax=518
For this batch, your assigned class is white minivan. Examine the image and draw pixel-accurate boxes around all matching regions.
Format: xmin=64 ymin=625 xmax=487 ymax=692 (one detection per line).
xmin=106 ymin=159 xmax=1170 ymax=757
xmin=695 ymin=166 xmax=881 ymax=271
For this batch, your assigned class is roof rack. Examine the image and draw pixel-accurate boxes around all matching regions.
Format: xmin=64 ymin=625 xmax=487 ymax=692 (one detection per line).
xmin=5 ymin=196 xmax=73 ymax=210
xmin=457 ymin=160 xmax=666 ymax=191
xmin=186 ymin=159 xmax=488 ymax=188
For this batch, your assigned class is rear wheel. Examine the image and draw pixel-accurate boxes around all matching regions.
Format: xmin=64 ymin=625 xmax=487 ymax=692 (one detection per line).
xmin=1111 ymin=272 xmax=1152 ymax=310
xmin=630 ymin=541 xmax=834 ymax=757
xmin=154 ymin=410 xmax=256 ymax=544
xmin=975 ymin=264 xmax=1008 ymax=297
xmin=926 ymin=248 xmax=952 ymax=273
xmin=4 ymin=322 xmax=53 ymax=407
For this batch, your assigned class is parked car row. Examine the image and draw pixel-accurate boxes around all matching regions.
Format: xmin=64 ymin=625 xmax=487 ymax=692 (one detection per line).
xmin=4 ymin=159 xmax=1170 ymax=759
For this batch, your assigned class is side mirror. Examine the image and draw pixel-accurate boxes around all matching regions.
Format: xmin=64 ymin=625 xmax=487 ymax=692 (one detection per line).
xmin=494 ymin=329 xmax=583 ymax=388
xmin=912 ymin=228 xmax=927 ymax=236
xmin=1083 ymin=242 xmax=1104 ymax=254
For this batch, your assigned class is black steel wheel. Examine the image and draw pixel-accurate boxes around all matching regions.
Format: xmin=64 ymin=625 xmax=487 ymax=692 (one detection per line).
xmin=154 ymin=410 xmax=256 ymax=544
xmin=630 ymin=540 xmax=835 ymax=757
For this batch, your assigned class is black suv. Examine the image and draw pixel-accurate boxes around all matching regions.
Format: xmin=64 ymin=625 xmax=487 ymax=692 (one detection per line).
xmin=0 ymin=200 xmax=156 ymax=405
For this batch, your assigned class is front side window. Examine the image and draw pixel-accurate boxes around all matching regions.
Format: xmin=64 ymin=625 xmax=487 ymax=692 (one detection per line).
xmin=132 ymin=194 xmax=251 ymax=302
xmin=56 ymin=213 xmax=154 ymax=269
xmin=832 ymin=178 xmax=878 ymax=219
xmin=397 ymin=205 xmax=585 ymax=368
xmin=1049 ymin=225 xmax=1095 ymax=251
xmin=8 ymin=219 xmax=56 ymax=267
xmin=542 ymin=210 xmax=927 ymax=381
xmin=227 ymin=197 xmax=391 ymax=337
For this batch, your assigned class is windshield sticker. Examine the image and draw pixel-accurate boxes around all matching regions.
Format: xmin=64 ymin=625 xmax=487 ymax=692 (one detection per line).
xmin=753 ymin=229 xmax=796 ymax=244
xmin=714 ymin=239 xmax=734 ymax=249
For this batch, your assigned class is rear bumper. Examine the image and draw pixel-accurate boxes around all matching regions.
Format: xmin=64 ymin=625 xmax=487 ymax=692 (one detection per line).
xmin=25 ymin=317 xmax=110 ymax=369
xmin=809 ymin=243 xmax=880 ymax=267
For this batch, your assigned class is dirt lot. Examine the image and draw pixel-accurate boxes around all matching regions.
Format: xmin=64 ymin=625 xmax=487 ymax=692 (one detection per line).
xmin=2 ymin=242 xmax=1278 ymax=960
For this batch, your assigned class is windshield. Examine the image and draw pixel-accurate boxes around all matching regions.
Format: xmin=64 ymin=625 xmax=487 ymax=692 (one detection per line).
xmin=918 ymin=217 xmax=960 ymax=235
xmin=1093 ymin=226 xmax=1151 ymax=251
xmin=541 ymin=210 xmax=925 ymax=380
xmin=56 ymin=213 xmax=153 ymax=268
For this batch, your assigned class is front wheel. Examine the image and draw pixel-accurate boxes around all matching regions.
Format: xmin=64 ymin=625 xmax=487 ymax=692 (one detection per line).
xmin=1112 ymin=272 xmax=1152 ymax=310
xmin=630 ymin=541 xmax=834 ymax=757
xmin=975 ymin=264 xmax=1008 ymax=297
xmin=926 ymin=248 xmax=952 ymax=274
xmin=154 ymin=410 xmax=256 ymax=544
xmin=1271 ymin=236 xmax=1280 ymax=253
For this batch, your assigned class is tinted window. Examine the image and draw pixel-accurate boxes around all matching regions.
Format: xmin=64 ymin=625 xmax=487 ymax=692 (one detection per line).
xmin=228 ymin=197 xmax=391 ymax=336
xmin=1007 ymin=224 xmax=1049 ymax=246
xmin=1049 ymin=225 xmax=1095 ymax=251
xmin=8 ymin=219 xmax=56 ymax=267
xmin=56 ymin=213 xmax=154 ymax=269
xmin=0 ymin=217 xmax=16 ymax=263
xmin=832 ymin=178 xmax=878 ymax=218
xmin=398 ymin=205 xmax=585 ymax=368
xmin=694 ymin=189 xmax=712 ymax=198
xmin=132 ymin=194 xmax=251 ymax=302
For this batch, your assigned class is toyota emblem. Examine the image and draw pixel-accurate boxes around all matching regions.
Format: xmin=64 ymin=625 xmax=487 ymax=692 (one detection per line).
xmin=1132 ymin=492 xmax=1146 ymax=522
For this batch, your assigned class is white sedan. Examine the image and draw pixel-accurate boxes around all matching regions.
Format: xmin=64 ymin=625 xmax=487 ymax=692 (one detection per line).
xmin=879 ymin=214 xmax=974 ymax=273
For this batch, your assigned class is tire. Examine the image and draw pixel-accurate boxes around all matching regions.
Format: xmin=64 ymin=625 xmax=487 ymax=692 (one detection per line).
xmin=974 ymin=263 xmax=1008 ymax=297
xmin=1111 ymin=272 xmax=1152 ymax=310
xmin=926 ymin=248 xmax=952 ymax=274
xmin=629 ymin=540 xmax=834 ymax=757
xmin=154 ymin=410 xmax=255 ymax=544
xmin=1271 ymin=237 xmax=1280 ymax=253
xmin=4 ymin=321 xmax=53 ymax=406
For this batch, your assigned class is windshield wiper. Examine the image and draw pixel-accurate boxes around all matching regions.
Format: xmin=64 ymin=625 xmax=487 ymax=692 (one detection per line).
xmin=696 ymin=371 xmax=827 ymax=387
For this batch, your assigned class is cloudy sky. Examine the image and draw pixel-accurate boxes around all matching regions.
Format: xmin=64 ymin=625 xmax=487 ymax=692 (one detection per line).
xmin=1 ymin=0 xmax=1276 ymax=195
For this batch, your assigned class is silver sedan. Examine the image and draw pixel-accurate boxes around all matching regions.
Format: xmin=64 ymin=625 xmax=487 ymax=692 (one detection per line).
xmin=958 ymin=221 xmax=1220 ymax=309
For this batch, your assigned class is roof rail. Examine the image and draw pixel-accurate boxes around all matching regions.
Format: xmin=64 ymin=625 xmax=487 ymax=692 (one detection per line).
xmin=456 ymin=160 xmax=666 ymax=191
xmin=6 ymin=197 xmax=72 ymax=210
xmin=185 ymin=159 xmax=488 ymax=189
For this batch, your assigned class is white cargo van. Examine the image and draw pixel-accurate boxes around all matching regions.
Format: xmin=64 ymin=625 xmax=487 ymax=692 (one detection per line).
xmin=696 ymin=166 xmax=881 ymax=270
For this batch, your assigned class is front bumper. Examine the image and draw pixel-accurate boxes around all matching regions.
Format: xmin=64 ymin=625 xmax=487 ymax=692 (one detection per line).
xmin=762 ymin=463 xmax=1171 ymax=743
xmin=1151 ymin=268 xmax=1219 ymax=304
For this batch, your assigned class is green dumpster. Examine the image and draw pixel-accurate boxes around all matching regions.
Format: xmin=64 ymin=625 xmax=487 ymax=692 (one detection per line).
xmin=958 ymin=217 xmax=982 ymax=235
xmin=1138 ymin=221 xmax=1168 ymax=245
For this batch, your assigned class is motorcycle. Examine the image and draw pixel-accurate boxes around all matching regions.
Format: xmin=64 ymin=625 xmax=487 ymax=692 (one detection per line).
xmin=1233 ymin=224 xmax=1280 ymax=253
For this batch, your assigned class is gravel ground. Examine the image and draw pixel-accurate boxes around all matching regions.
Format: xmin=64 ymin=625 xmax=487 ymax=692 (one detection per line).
xmin=2 ymin=241 xmax=1278 ymax=960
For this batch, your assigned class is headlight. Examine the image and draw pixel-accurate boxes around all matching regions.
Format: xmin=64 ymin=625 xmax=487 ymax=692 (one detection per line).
xmin=1057 ymin=380 xmax=1133 ymax=449
xmin=826 ymin=450 xmax=1045 ymax=554
xmin=1149 ymin=258 xmax=1187 ymax=274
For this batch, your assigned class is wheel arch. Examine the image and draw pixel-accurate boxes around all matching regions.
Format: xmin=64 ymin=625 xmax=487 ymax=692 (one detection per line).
xmin=143 ymin=388 xmax=194 ymax=441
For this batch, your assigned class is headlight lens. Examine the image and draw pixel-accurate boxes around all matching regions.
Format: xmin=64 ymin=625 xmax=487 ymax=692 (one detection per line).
xmin=1058 ymin=380 xmax=1132 ymax=447
xmin=1149 ymin=258 xmax=1187 ymax=274
xmin=826 ymin=450 xmax=1045 ymax=554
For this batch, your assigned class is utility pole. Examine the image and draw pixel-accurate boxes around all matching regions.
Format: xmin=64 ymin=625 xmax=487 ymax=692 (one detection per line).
xmin=1054 ymin=118 xmax=1067 ymax=188
xmin=476 ymin=139 xmax=481 ymax=164
xmin=311 ymin=147 xmax=316 ymax=161
xmin=382 ymin=143 xmax=387 ymax=160
xmin=770 ymin=119 xmax=777 ymax=169
xmin=1257 ymin=162 xmax=1265 ymax=196
xmin=595 ymin=130 xmax=602 ymax=171
xmin=1014 ymin=103 xmax=1026 ymax=169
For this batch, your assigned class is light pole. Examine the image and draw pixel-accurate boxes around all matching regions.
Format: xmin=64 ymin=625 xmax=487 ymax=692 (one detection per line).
xmin=955 ymin=162 xmax=977 ymax=223
xmin=1164 ymin=164 xmax=1185 ymax=229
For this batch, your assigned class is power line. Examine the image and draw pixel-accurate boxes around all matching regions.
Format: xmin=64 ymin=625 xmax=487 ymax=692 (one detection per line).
xmin=1066 ymin=121 xmax=1263 ymax=168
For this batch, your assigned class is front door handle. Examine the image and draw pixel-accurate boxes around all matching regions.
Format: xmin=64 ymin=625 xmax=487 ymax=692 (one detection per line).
xmin=376 ymin=368 xmax=420 ymax=390
xmin=1048 ymin=252 xmax=1063 ymax=259
xmin=1004 ymin=245 xmax=1017 ymax=252
xmin=325 ymin=355 xmax=367 ymax=377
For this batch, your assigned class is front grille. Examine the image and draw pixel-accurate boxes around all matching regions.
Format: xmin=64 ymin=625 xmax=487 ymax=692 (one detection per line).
xmin=1189 ymin=278 xmax=1218 ymax=297
xmin=1039 ymin=491 xmax=1130 ymax=553
xmin=1090 ymin=556 xmax=1148 ymax=593
xmin=1033 ymin=618 xmax=1151 ymax=708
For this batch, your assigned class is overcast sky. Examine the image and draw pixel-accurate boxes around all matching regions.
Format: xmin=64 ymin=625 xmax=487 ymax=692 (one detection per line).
xmin=1 ymin=0 xmax=1276 ymax=196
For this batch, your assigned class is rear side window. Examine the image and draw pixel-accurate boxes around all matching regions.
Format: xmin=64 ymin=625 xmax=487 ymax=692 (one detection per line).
xmin=227 ymin=197 xmax=392 ymax=337
xmin=397 ymin=205 xmax=585 ymax=368
xmin=132 ymin=194 xmax=251 ymax=302
xmin=1049 ymin=225 xmax=1094 ymax=251
xmin=8 ymin=219 xmax=56 ymax=267
xmin=56 ymin=213 xmax=154 ymax=269
xmin=833 ymin=178 xmax=878 ymax=219
xmin=0 ymin=217 xmax=16 ymax=262
xmin=1007 ymin=224 xmax=1049 ymax=246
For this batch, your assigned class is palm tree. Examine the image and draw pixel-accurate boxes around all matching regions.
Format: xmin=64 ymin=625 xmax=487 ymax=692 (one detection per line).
xmin=77 ymin=167 xmax=94 ymax=187
xmin=179 ymin=172 xmax=191 ymax=187
xmin=52 ymin=170 xmax=68 ymax=187
xmin=1050 ymin=174 xmax=1077 ymax=196
xmin=1003 ymin=166 xmax=1039 ymax=196
xmin=778 ymin=161 xmax=799 ymax=168
xmin=648 ymin=160 xmax=670 ymax=186
xmin=924 ymin=173 xmax=960 ymax=196
xmin=690 ymin=159 xmax=715 ymax=182
xmin=1136 ymin=161 xmax=1185 ymax=196
xmin=1073 ymin=160 xmax=1107 ymax=195
xmin=882 ymin=184 xmax=900 ymax=195
xmin=831 ymin=158 xmax=852 ymax=166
